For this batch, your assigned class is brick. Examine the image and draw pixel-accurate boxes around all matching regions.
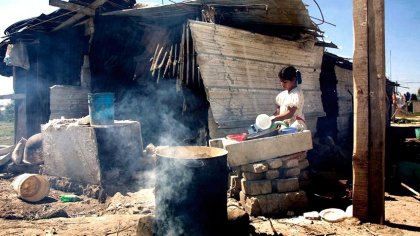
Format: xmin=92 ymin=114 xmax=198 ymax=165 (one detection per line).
xmin=283 ymin=158 xmax=299 ymax=168
xmin=299 ymin=170 xmax=310 ymax=180
xmin=265 ymin=169 xmax=280 ymax=180
xmin=298 ymin=159 xmax=310 ymax=170
xmin=241 ymin=179 xmax=272 ymax=195
xmin=283 ymin=167 xmax=300 ymax=177
xmin=242 ymin=171 xmax=265 ymax=180
xmin=241 ymin=163 xmax=268 ymax=173
xmin=266 ymin=158 xmax=283 ymax=169
xmin=272 ymin=178 xmax=299 ymax=193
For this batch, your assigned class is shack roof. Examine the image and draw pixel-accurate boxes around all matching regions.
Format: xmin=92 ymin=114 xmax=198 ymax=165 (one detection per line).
xmin=104 ymin=0 xmax=320 ymax=35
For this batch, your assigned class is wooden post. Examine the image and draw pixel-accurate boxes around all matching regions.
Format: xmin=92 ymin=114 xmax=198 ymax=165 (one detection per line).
xmin=353 ymin=0 xmax=386 ymax=223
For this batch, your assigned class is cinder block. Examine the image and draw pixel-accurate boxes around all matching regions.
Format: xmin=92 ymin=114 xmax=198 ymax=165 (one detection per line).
xmin=283 ymin=158 xmax=299 ymax=168
xmin=242 ymin=171 xmax=265 ymax=180
xmin=266 ymin=158 xmax=283 ymax=169
xmin=272 ymin=178 xmax=299 ymax=193
xmin=241 ymin=179 xmax=272 ymax=195
xmin=283 ymin=167 xmax=301 ymax=177
xmin=241 ymin=163 xmax=268 ymax=173
xmin=265 ymin=169 xmax=280 ymax=180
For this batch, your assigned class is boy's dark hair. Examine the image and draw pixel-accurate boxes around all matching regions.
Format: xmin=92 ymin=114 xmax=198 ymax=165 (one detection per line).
xmin=279 ymin=66 xmax=302 ymax=84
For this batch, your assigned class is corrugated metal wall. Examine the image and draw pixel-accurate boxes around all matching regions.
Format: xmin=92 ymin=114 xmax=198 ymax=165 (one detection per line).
xmin=189 ymin=20 xmax=324 ymax=138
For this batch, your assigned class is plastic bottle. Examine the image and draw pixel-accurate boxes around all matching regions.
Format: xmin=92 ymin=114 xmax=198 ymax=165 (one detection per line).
xmin=60 ymin=194 xmax=81 ymax=202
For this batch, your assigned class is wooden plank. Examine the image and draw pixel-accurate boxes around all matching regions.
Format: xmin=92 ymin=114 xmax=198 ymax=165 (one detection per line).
xmin=49 ymin=0 xmax=94 ymax=16
xmin=352 ymin=0 xmax=385 ymax=223
xmin=53 ymin=0 xmax=109 ymax=31
xmin=367 ymin=0 xmax=385 ymax=224
xmin=0 ymin=94 xmax=26 ymax=100
xmin=352 ymin=0 xmax=370 ymax=221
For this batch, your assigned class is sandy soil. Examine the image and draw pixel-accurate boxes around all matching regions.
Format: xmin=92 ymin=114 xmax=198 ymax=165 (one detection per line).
xmin=0 ymin=175 xmax=418 ymax=236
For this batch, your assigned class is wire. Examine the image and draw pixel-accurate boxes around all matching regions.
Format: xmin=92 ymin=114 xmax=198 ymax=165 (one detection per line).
xmin=312 ymin=0 xmax=325 ymax=26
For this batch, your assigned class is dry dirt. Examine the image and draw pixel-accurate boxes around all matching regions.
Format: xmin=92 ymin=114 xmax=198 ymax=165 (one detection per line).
xmin=0 ymin=175 xmax=419 ymax=236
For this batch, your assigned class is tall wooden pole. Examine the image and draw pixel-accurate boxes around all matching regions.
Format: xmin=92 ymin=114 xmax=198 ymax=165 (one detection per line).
xmin=352 ymin=0 xmax=386 ymax=223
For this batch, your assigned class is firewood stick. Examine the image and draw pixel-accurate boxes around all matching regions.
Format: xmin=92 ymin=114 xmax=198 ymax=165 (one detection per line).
xmin=151 ymin=46 xmax=163 ymax=76
xmin=173 ymin=44 xmax=178 ymax=78
xmin=150 ymin=43 xmax=159 ymax=71
xmin=163 ymin=45 xmax=173 ymax=79
xmin=186 ymin=24 xmax=190 ymax=85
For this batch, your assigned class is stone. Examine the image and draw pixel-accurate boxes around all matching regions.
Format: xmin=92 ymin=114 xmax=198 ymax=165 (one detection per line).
xmin=266 ymin=157 xmax=283 ymax=169
xmin=240 ymin=191 xmax=262 ymax=216
xmin=283 ymin=158 xmax=299 ymax=168
xmin=241 ymin=179 xmax=272 ymax=195
xmin=298 ymin=159 xmax=310 ymax=170
xmin=242 ymin=171 xmax=265 ymax=180
xmin=241 ymin=163 xmax=268 ymax=173
xmin=272 ymin=178 xmax=299 ymax=193
xmin=265 ymin=169 xmax=280 ymax=180
xmin=136 ymin=214 xmax=156 ymax=236
xmin=283 ymin=167 xmax=301 ymax=177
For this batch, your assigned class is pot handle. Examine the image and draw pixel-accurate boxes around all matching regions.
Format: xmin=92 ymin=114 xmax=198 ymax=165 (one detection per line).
xmin=180 ymin=159 xmax=205 ymax=168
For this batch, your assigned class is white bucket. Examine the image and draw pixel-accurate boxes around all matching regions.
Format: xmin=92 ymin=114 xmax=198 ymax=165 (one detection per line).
xmin=12 ymin=174 xmax=50 ymax=202
xmin=255 ymin=114 xmax=271 ymax=130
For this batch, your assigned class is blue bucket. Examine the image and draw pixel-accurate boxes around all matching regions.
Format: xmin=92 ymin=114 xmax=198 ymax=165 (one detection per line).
xmin=88 ymin=93 xmax=114 ymax=125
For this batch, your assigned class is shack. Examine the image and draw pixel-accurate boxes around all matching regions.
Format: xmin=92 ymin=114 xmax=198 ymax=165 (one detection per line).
xmin=0 ymin=0 xmax=353 ymax=148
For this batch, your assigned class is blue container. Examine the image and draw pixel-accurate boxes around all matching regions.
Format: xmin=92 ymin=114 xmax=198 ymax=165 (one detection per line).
xmin=88 ymin=93 xmax=114 ymax=125
xmin=279 ymin=127 xmax=298 ymax=135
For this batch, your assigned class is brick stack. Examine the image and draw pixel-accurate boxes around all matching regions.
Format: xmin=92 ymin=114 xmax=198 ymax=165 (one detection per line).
xmin=230 ymin=151 xmax=310 ymax=216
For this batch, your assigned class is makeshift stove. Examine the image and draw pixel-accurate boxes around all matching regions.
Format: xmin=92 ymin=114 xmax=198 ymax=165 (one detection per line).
xmin=210 ymin=130 xmax=313 ymax=216
xmin=41 ymin=119 xmax=143 ymax=194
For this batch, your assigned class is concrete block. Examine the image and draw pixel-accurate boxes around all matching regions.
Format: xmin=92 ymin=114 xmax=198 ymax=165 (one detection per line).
xmin=283 ymin=158 xmax=299 ymax=168
xmin=242 ymin=171 xmax=265 ymax=181
xmin=265 ymin=169 xmax=280 ymax=180
xmin=266 ymin=158 xmax=283 ymax=169
xmin=272 ymin=178 xmax=299 ymax=193
xmin=223 ymin=130 xmax=313 ymax=167
xmin=283 ymin=167 xmax=301 ymax=177
xmin=241 ymin=163 xmax=268 ymax=173
xmin=298 ymin=159 xmax=310 ymax=170
xmin=42 ymin=121 xmax=101 ymax=185
xmin=42 ymin=120 xmax=143 ymax=187
xmin=241 ymin=179 xmax=272 ymax=195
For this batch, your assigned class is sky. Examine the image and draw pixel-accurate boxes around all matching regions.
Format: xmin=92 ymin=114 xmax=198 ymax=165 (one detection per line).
xmin=0 ymin=0 xmax=419 ymax=103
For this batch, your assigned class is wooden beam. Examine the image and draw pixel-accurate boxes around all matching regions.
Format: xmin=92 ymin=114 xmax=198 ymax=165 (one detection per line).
xmin=0 ymin=94 xmax=26 ymax=100
xmin=352 ymin=0 xmax=385 ymax=223
xmin=49 ymin=0 xmax=94 ymax=16
xmin=52 ymin=0 xmax=109 ymax=31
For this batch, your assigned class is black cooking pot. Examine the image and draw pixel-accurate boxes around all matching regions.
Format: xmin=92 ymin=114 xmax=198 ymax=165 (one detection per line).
xmin=155 ymin=146 xmax=228 ymax=236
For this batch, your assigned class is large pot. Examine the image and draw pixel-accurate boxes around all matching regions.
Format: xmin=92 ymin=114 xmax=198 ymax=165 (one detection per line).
xmin=155 ymin=146 xmax=228 ymax=236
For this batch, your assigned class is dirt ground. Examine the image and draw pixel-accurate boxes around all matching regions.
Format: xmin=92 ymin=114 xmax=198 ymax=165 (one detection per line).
xmin=0 ymin=174 xmax=419 ymax=236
